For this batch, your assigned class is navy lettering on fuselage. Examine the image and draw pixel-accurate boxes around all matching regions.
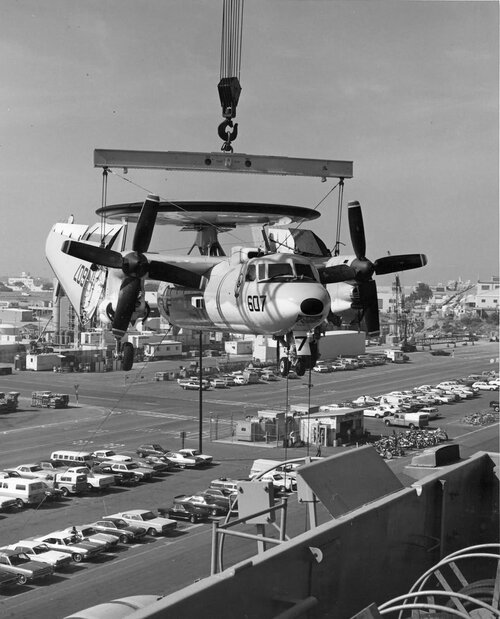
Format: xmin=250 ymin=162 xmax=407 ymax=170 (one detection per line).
xmin=73 ymin=264 xmax=90 ymax=287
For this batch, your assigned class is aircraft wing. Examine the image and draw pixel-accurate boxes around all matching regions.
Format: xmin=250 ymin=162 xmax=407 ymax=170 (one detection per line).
xmin=142 ymin=253 xmax=224 ymax=288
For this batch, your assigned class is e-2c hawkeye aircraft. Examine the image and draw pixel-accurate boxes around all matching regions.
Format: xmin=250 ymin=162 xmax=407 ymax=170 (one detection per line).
xmin=46 ymin=195 xmax=336 ymax=374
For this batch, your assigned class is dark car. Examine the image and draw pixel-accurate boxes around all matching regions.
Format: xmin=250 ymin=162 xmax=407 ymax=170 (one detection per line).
xmin=197 ymin=489 xmax=235 ymax=512
xmin=157 ymin=503 xmax=208 ymax=523
xmin=173 ymin=494 xmax=227 ymax=517
xmin=430 ymin=349 xmax=452 ymax=356
xmin=136 ymin=444 xmax=168 ymax=458
xmin=490 ymin=400 xmax=499 ymax=412
xmin=91 ymin=518 xmax=147 ymax=543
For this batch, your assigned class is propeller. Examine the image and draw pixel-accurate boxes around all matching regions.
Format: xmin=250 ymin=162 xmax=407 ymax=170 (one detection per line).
xmin=62 ymin=194 xmax=202 ymax=340
xmin=320 ymin=200 xmax=427 ymax=335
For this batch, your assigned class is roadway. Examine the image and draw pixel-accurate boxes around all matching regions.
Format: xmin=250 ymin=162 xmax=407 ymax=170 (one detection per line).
xmin=0 ymin=342 xmax=498 ymax=618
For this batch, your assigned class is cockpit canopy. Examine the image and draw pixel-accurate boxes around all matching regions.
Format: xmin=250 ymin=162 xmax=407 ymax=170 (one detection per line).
xmin=245 ymin=257 xmax=318 ymax=283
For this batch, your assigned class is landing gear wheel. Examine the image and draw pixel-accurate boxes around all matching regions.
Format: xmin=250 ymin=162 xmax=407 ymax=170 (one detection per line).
xmin=279 ymin=357 xmax=290 ymax=377
xmin=294 ymin=358 xmax=306 ymax=377
xmin=122 ymin=342 xmax=134 ymax=371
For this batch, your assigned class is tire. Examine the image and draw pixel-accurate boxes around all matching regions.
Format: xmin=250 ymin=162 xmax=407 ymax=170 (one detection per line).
xmin=294 ymin=358 xmax=306 ymax=377
xmin=375 ymin=414 xmax=381 ymax=419
xmin=16 ymin=574 xmax=27 ymax=585
xmin=15 ymin=498 xmax=24 ymax=509
xmin=279 ymin=486 xmax=286 ymax=493
xmin=72 ymin=552 xmax=83 ymax=563
xmin=87 ymin=483 xmax=93 ymax=491
xmin=119 ymin=534 xmax=129 ymax=544
xmin=190 ymin=515 xmax=197 ymax=523
xmin=211 ymin=508 xmax=218 ymax=516
xmin=384 ymin=420 xmax=391 ymax=426
xmin=138 ymin=452 xmax=145 ymax=458
xmin=122 ymin=342 xmax=134 ymax=371
xmin=147 ymin=528 xmax=158 ymax=537
xmin=279 ymin=357 xmax=289 ymax=377
xmin=60 ymin=487 xmax=69 ymax=497
xmin=409 ymin=423 xmax=416 ymax=430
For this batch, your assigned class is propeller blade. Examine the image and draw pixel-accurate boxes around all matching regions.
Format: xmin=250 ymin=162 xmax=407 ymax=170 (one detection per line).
xmin=319 ymin=264 xmax=357 ymax=284
xmin=132 ymin=194 xmax=160 ymax=254
xmin=348 ymin=201 xmax=366 ymax=260
xmin=62 ymin=240 xmax=123 ymax=269
xmin=357 ymin=280 xmax=380 ymax=335
xmin=112 ymin=277 xmax=141 ymax=337
xmin=148 ymin=261 xmax=203 ymax=289
xmin=374 ymin=254 xmax=427 ymax=276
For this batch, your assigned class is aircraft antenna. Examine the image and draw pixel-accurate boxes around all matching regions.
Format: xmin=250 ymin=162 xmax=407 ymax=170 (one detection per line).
xmin=217 ymin=0 xmax=244 ymax=152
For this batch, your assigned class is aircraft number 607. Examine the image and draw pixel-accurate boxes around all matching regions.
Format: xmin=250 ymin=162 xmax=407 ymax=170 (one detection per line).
xmin=247 ymin=295 xmax=266 ymax=312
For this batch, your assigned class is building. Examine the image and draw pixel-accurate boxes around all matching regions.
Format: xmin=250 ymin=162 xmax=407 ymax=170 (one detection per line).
xmin=475 ymin=276 xmax=499 ymax=312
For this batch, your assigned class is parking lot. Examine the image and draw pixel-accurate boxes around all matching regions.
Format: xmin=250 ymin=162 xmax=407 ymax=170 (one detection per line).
xmin=0 ymin=341 xmax=497 ymax=618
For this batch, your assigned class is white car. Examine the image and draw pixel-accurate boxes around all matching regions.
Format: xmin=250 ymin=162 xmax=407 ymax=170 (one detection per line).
xmin=105 ymin=510 xmax=177 ymax=537
xmin=352 ymin=395 xmax=379 ymax=407
xmin=7 ymin=540 xmax=72 ymax=570
xmin=33 ymin=532 xmax=104 ymax=562
xmin=91 ymin=450 xmax=132 ymax=462
xmin=5 ymin=464 xmax=55 ymax=481
xmin=472 ymin=381 xmax=498 ymax=391
xmin=418 ymin=406 xmax=440 ymax=420
xmin=210 ymin=378 xmax=228 ymax=389
xmin=363 ymin=406 xmax=390 ymax=418
xmin=164 ymin=451 xmax=201 ymax=468
xmin=313 ymin=363 xmax=331 ymax=373
xmin=178 ymin=449 xmax=213 ymax=465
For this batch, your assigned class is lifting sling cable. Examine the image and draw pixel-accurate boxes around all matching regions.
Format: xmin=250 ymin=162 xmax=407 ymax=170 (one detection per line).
xmin=218 ymin=0 xmax=244 ymax=151
xmin=100 ymin=167 xmax=108 ymax=246
xmin=334 ymin=179 xmax=344 ymax=256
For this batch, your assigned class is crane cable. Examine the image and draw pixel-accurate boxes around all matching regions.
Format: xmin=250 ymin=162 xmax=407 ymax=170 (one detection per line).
xmin=218 ymin=0 xmax=244 ymax=151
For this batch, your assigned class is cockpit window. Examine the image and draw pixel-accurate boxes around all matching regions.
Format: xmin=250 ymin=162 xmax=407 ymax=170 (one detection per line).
xmin=295 ymin=263 xmax=316 ymax=280
xmin=245 ymin=265 xmax=256 ymax=281
xmin=267 ymin=263 xmax=293 ymax=279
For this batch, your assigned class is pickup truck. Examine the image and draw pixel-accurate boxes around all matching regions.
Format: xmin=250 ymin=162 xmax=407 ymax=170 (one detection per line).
xmin=0 ymin=548 xmax=54 ymax=585
xmin=65 ymin=467 xmax=115 ymax=491
xmin=384 ymin=412 xmax=430 ymax=429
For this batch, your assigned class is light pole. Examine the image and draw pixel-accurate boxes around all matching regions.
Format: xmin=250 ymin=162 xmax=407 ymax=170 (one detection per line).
xmin=198 ymin=331 xmax=203 ymax=453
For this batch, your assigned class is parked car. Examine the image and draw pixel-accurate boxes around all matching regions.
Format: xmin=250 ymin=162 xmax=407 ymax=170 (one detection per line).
xmin=65 ymin=467 xmax=116 ymax=491
xmin=164 ymin=451 xmax=202 ymax=468
xmin=91 ymin=450 xmax=132 ymax=463
xmin=178 ymin=448 xmax=213 ymax=465
xmin=32 ymin=532 xmax=103 ymax=562
xmin=136 ymin=444 xmax=168 ymax=458
xmin=261 ymin=370 xmax=279 ymax=381
xmin=4 ymin=464 xmax=55 ymax=481
xmin=418 ymin=406 xmax=440 ymax=420
xmin=0 ymin=548 xmax=54 ymax=585
xmin=0 ymin=497 xmax=19 ymax=511
xmin=158 ymin=502 xmax=208 ymax=523
xmin=90 ymin=518 xmax=147 ymax=544
xmin=104 ymin=510 xmax=177 ymax=537
xmin=489 ymin=400 xmax=499 ymax=412
xmin=6 ymin=541 xmax=72 ymax=570
xmin=351 ymin=395 xmax=379 ymax=407
xmin=430 ymin=349 xmax=452 ymax=356
xmin=313 ymin=363 xmax=331 ymax=373
xmin=39 ymin=481 xmax=64 ymax=501
xmin=61 ymin=525 xmax=118 ymax=551
xmin=97 ymin=461 xmax=154 ymax=482
xmin=141 ymin=458 xmax=171 ymax=473
xmin=196 ymin=489 xmax=235 ymax=512
xmin=472 ymin=381 xmax=498 ymax=391
xmin=363 ymin=406 xmax=391 ymax=419
xmin=210 ymin=378 xmax=228 ymax=389
xmin=93 ymin=462 xmax=140 ymax=486
xmin=172 ymin=494 xmax=227 ymax=517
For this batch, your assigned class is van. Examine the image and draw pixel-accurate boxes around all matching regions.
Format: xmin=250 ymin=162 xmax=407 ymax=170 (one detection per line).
xmin=384 ymin=412 xmax=429 ymax=429
xmin=249 ymin=459 xmax=301 ymax=480
xmin=0 ymin=478 xmax=46 ymax=508
xmin=50 ymin=450 xmax=94 ymax=468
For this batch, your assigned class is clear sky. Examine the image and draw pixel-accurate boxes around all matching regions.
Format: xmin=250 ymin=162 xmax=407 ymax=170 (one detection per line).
xmin=0 ymin=0 xmax=498 ymax=287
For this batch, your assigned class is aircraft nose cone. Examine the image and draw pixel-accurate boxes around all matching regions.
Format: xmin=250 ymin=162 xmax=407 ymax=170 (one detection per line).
xmin=300 ymin=298 xmax=324 ymax=316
